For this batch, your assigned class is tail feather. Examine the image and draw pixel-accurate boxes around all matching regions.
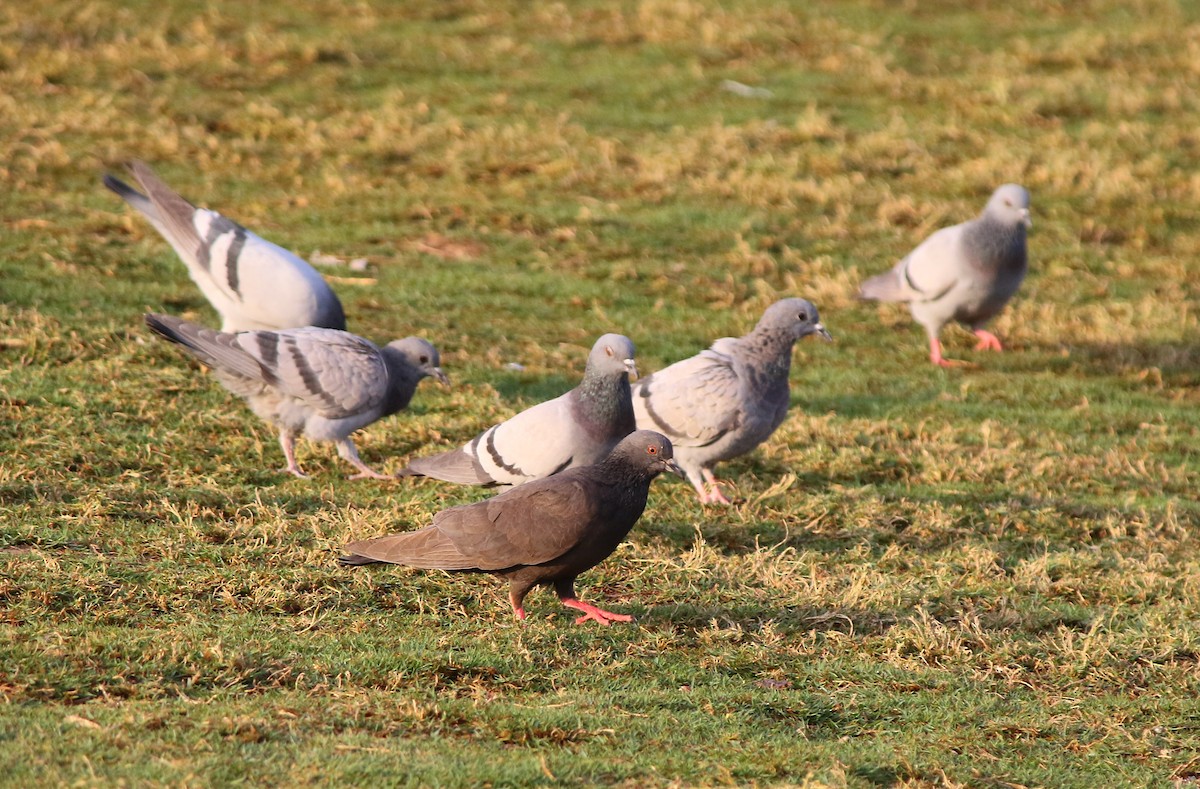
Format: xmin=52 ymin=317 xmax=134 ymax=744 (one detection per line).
xmin=104 ymin=174 xmax=156 ymax=217
xmin=144 ymin=313 xmax=265 ymax=382
xmin=858 ymin=267 xmax=906 ymax=302
xmin=337 ymin=553 xmax=381 ymax=567
xmin=129 ymin=160 xmax=205 ymax=257
xmin=343 ymin=527 xmax=476 ymax=570
xmin=401 ymin=448 xmax=496 ymax=486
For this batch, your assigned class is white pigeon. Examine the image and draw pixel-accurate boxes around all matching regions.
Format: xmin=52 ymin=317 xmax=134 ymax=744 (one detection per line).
xmin=106 ymin=161 xmax=346 ymax=332
xmin=400 ymin=334 xmax=637 ymax=486
xmin=145 ymin=313 xmax=447 ymax=479
xmin=632 ymin=298 xmax=831 ymax=504
xmin=860 ymin=183 xmax=1032 ymax=367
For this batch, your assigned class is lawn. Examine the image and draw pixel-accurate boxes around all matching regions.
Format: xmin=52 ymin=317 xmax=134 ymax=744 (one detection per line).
xmin=3 ymin=0 xmax=1200 ymax=786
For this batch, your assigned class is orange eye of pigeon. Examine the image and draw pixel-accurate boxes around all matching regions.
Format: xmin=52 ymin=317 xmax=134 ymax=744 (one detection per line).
xmin=605 ymin=346 xmax=614 ymax=356
xmin=647 ymin=445 xmax=658 ymax=455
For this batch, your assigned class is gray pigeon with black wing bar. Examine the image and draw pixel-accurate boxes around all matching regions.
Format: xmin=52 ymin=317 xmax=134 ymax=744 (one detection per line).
xmin=859 ymin=183 xmax=1032 ymax=367
xmin=145 ymin=313 xmax=447 ymax=479
xmin=631 ymin=298 xmax=831 ymax=504
xmin=106 ymin=161 xmax=346 ymax=332
xmin=399 ymin=333 xmax=637 ymax=487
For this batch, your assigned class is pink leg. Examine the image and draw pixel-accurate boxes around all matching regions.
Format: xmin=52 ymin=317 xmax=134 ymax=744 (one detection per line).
xmin=509 ymin=586 xmax=531 ymax=621
xmin=928 ymin=338 xmax=968 ymax=368
xmin=337 ymin=439 xmax=388 ymax=480
xmin=973 ymin=329 xmax=1003 ymax=352
xmin=560 ymin=597 xmax=633 ymax=626
xmin=279 ymin=432 xmax=307 ymax=478
xmin=929 ymin=338 xmax=951 ymax=367
xmin=701 ymin=469 xmax=732 ymax=505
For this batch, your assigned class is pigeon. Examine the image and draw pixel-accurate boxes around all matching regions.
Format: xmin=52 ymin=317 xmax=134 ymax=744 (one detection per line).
xmin=631 ymin=298 xmax=831 ymax=504
xmin=106 ymin=161 xmax=347 ymax=332
xmin=145 ymin=313 xmax=447 ymax=479
xmin=399 ymin=334 xmax=637 ymax=487
xmin=341 ymin=430 xmax=683 ymax=625
xmin=859 ymin=183 xmax=1032 ymax=367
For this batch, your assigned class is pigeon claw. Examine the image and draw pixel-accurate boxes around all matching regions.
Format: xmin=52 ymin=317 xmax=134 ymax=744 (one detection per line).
xmin=928 ymin=339 xmax=970 ymax=368
xmin=698 ymin=472 xmax=732 ymax=505
xmin=561 ymin=598 xmax=633 ymax=626
xmin=703 ymin=486 xmax=733 ymax=505
xmin=972 ymin=330 xmax=1003 ymax=352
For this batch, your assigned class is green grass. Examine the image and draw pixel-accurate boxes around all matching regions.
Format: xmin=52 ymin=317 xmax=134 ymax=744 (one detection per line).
xmin=4 ymin=0 xmax=1200 ymax=786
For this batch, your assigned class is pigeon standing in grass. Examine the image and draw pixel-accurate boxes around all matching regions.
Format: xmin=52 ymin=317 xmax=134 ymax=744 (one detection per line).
xmin=632 ymin=298 xmax=831 ymax=505
xmin=342 ymin=430 xmax=683 ymax=625
xmin=399 ymin=334 xmax=637 ymax=487
xmin=106 ymin=161 xmax=346 ymax=332
xmin=859 ymin=183 xmax=1032 ymax=367
xmin=145 ymin=313 xmax=447 ymax=479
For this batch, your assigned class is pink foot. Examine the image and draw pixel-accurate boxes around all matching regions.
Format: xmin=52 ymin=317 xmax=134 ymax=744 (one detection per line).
xmin=339 ymin=440 xmax=389 ymax=480
xmin=512 ymin=605 xmax=527 ymax=621
xmin=561 ymin=597 xmax=633 ymax=626
xmin=929 ymin=339 xmax=968 ymax=368
xmin=973 ymin=330 xmax=1003 ymax=352
xmin=279 ymin=434 xmax=307 ymax=477
xmin=697 ymin=472 xmax=733 ymax=505
xmin=702 ymin=485 xmax=732 ymax=505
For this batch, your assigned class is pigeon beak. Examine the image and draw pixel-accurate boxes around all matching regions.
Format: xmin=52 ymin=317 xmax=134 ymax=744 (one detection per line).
xmin=432 ymin=368 xmax=450 ymax=386
xmin=813 ymin=323 xmax=833 ymax=342
xmin=663 ymin=458 xmax=685 ymax=478
xmin=1021 ymin=208 xmax=1032 ymax=229
xmin=624 ymin=358 xmax=639 ymax=380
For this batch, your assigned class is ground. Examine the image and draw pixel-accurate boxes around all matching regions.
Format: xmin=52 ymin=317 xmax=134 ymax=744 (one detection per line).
xmin=3 ymin=1 xmax=1200 ymax=786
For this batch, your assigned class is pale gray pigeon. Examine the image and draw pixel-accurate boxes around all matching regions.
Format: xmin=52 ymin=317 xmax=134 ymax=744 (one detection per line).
xmin=632 ymin=298 xmax=831 ymax=504
xmin=342 ymin=430 xmax=683 ymax=625
xmin=145 ymin=313 xmax=447 ymax=479
xmin=399 ymin=334 xmax=637 ymax=486
xmin=859 ymin=183 xmax=1032 ymax=367
xmin=106 ymin=161 xmax=346 ymax=332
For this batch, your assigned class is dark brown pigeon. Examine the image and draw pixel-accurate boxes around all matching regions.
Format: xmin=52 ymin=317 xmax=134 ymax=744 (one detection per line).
xmin=340 ymin=430 xmax=683 ymax=625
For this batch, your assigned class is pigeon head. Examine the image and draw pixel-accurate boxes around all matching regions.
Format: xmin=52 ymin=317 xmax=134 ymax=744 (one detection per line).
xmin=586 ymin=333 xmax=638 ymax=379
xmin=755 ymin=298 xmax=833 ymax=343
xmin=609 ymin=430 xmax=684 ymax=478
xmin=985 ymin=184 xmax=1032 ymax=229
xmin=386 ymin=337 xmax=449 ymax=385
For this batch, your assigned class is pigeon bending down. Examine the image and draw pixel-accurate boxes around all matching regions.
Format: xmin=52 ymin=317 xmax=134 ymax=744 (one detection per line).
xmin=632 ymin=298 xmax=831 ymax=505
xmin=341 ymin=430 xmax=683 ymax=625
xmin=399 ymin=334 xmax=637 ymax=487
xmin=859 ymin=183 xmax=1032 ymax=367
xmin=145 ymin=313 xmax=447 ymax=479
xmin=106 ymin=161 xmax=346 ymax=332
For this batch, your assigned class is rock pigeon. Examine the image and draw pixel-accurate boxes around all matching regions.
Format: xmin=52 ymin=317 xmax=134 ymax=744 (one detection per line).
xmin=859 ymin=183 xmax=1032 ymax=367
xmin=106 ymin=161 xmax=347 ymax=332
xmin=145 ymin=313 xmax=447 ymax=479
xmin=632 ymin=298 xmax=831 ymax=504
xmin=399 ymin=334 xmax=637 ymax=486
xmin=341 ymin=430 xmax=683 ymax=625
